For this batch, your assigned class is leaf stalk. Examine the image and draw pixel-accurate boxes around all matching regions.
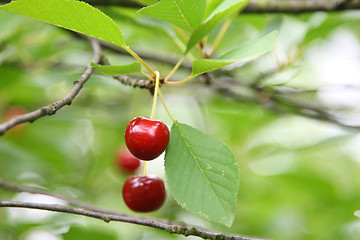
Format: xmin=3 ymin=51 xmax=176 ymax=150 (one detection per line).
xmin=164 ymin=56 xmax=185 ymax=82
xmin=165 ymin=74 xmax=197 ymax=86
xmin=126 ymin=47 xmax=156 ymax=76
xmin=158 ymin=89 xmax=175 ymax=122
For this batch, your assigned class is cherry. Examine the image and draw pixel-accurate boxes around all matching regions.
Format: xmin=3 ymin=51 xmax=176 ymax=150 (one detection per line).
xmin=125 ymin=116 xmax=169 ymax=160
xmin=115 ymin=149 xmax=141 ymax=173
xmin=122 ymin=175 xmax=166 ymax=212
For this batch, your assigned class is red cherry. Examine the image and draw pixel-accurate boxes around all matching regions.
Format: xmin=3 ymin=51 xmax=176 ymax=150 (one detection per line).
xmin=122 ymin=175 xmax=166 ymax=212
xmin=125 ymin=117 xmax=169 ymax=160
xmin=115 ymin=149 xmax=141 ymax=173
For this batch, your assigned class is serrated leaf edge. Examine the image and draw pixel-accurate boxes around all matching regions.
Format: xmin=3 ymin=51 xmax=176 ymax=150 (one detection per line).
xmin=0 ymin=0 xmax=126 ymax=48
xmin=186 ymin=0 xmax=248 ymax=53
xmin=138 ymin=0 xmax=193 ymax=31
xmin=165 ymin=121 xmax=239 ymax=226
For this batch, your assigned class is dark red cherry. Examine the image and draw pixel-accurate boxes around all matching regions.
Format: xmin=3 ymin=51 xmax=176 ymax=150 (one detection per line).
xmin=124 ymin=116 xmax=169 ymax=160
xmin=116 ymin=149 xmax=141 ymax=173
xmin=122 ymin=175 xmax=166 ymax=212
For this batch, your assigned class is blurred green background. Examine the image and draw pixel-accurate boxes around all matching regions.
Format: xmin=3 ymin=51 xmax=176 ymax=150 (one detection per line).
xmin=1 ymin=3 xmax=360 ymax=240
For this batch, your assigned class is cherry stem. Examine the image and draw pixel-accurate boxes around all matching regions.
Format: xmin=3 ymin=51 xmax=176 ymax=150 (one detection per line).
xmin=141 ymin=71 xmax=153 ymax=81
xmin=164 ymin=56 xmax=185 ymax=82
xmin=142 ymin=71 xmax=160 ymax=177
xmin=158 ymin=89 xmax=175 ymax=122
xmin=174 ymin=26 xmax=203 ymax=57
xmin=142 ymin=161 xmax=147 ymax=176
xmin=172 ymin=38 xmax=197 ymax=61
xmin=165 ymin=74 xmax=197 ymax=86
xmin=207 ymin=18 xmax=234 ymax=58
xmin=150 ymin=71 xmax=160 ymax=119
xmin=126 ymin=46 xmax=156 ymax=77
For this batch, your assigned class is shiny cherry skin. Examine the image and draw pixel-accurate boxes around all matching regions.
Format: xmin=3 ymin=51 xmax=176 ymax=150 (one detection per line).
xmin=116 ymin=149 xmax=141 ymax=173
xmin=122 ymin=175 xmax=166 ymax=212
xmin=125 ymin=117 xmax=169 ymax=160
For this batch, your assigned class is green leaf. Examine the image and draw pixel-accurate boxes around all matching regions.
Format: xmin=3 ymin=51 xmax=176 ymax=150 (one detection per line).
xmin=165 ymin=122 xmax=239 ymax=227
xmin=0 ymin=0 xmax=126 ymax=48
xmin=90 ymin=62 xmax=141 ymax=75
xmin=138 ymin=0 xmax=206 ymax=32
xmin=205 ymin=0 xmax=223 ymax=19
xmin=136 ymin=0 xmax=159 ymax=5
xmin=186 ymin=0 xmax=249 ymax=53
xmin=192 ymin=30 xmax=277 ymax=75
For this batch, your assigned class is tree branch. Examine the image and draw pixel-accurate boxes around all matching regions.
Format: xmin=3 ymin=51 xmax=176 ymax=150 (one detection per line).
xmin=110 ymin=71 xmax=360 ymax=130
xmin=0 ymin=0 xmax=142 ymax=7
xmin=0 ymin=37 xmax=102 ymax=136
xmin=213 ymin=80 xmax=360 ymax=130
xmin=15 ymin=0 xmax=358 ymax=13
xmin=244 ymin=0 xmax=360 ymax=13
xmin=1 ymin=0 xmax=359 ymax=16
xmin=0 ymin=201 xmax=266 ymax=240
xmin=0 ymin=180 xmax=267 ymax=240
xmin=113 ymin=75 xmax=153 ymax=89
xmin=270 ymin=95 xmax=360 ymax=129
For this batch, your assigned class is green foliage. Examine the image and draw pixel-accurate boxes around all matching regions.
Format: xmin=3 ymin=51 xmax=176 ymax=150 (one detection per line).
xmin=186 ymin=0 xmax=249 ymax=53
xmin=137 ymin=0 xmax=159 ymax=5
xmin=1 ymin=1 xmax=360 ymax=240
xmin=165 ymin=122 xmax=239 ymax=227
xmin=206 ymin=0 xmax=247 ymax=21
xmin=192 ymin=30 xmax=277 ymax=75
xmin=138 ymin=0 xmax=249 ymax=54
xmin=138 ymin=0 xmax=206 ymax=32
xmin=0 ymin=0 xmax=126 ymax=48
xmin=91 ymin=62 xmax=142 ymax=75
xmin=205 ymin=0 xmax=224 ymax=19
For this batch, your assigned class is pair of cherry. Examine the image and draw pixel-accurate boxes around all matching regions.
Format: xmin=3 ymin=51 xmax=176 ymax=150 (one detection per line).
xmin=120 ymin=116 xmax=169 ymax=212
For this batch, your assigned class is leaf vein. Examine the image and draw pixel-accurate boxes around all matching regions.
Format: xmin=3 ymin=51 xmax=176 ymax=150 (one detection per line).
xmin=38 ymin=0 xmax=61 ymax=27
xmin=176 ymin=122 xmax=226 ymax=213
xmin=172 ymin=0 xmax=192 ymax=31
xmin=66 ymin=3 xmax=93 ymax=36
xmin=97 ymin=10 xmax=115 ymax=45
xmin=52 ymin=4 xmax=75 ymax=30
xmin=88 ymin=10 xmax=100 ymax=38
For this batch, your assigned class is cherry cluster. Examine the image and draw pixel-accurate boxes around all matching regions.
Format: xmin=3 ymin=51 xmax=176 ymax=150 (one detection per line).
xmin=117 ymin=116 xmax=169 ymax=212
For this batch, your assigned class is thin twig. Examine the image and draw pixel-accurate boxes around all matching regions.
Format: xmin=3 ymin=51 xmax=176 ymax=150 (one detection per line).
xmin=113 ymin=75 xmax=153 ymax=89
xmin=0 ymin=201 xmax=266 ymax=240
xmin=0 ymin=179 xmax=267 ymax=240
xmin=0 ymin=37 xmax=102 ymax=136
xmin=243 ymin=0 xmax=360 ymax=13
xmin=270 ymin=95 xmax=360 ymax=129
xmin=52 ymin=0 xmax=360 ymax=13
xmin=216 ymin=84 xmax=360 ymax=130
